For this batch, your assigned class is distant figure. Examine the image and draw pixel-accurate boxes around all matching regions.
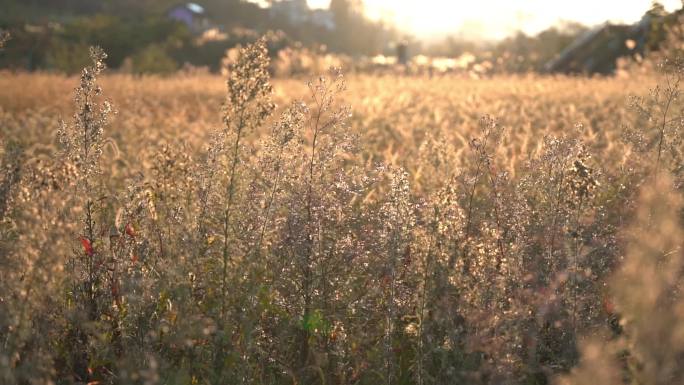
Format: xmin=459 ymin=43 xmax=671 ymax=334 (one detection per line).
xmin=397 ymin=41 xmax=408 ymax=66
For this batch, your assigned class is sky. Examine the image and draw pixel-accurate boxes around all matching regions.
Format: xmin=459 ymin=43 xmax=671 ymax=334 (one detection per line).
xmin=307 ymin=0 xmax=683 ymax=40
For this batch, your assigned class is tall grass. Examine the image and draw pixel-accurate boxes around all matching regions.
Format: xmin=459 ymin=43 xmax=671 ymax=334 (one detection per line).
xmin=0 ymin=38 xmax=683 ymax=385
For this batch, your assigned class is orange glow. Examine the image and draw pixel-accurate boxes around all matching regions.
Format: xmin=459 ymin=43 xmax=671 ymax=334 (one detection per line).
xmin=308 ymin=0 xmax=682 ymax=40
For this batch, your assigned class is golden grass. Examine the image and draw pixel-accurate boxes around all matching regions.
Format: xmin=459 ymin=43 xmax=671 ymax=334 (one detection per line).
xmin=2 ymin=55 xmax=683 ymax=384
xmin=0 ymin=71 xmax=657 ymax=180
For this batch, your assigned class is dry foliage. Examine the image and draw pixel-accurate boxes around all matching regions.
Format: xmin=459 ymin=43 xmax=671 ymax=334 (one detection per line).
xmin=1 ymin=38 xmax=683 ymax=385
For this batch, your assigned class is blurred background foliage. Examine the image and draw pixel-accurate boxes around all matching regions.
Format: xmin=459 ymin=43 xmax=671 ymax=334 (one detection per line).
xmin=1 ymin=0 xmax=683 ymax=75
xmin=0 ymin=0 xmax=397 ymax=74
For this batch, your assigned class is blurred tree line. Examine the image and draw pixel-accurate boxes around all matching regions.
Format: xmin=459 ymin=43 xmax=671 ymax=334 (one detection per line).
xmin=421 ymin=1 xmax=682 ymax=75
xmin=423 ymin=22 xmax=590 ymax=73
xmin=491 ymin=22 xmax=590 ymax=73
xmin=0 ymin=0 xmax=396 ymax=74
xmin=645 ymin=1 xmax=684 ymax=53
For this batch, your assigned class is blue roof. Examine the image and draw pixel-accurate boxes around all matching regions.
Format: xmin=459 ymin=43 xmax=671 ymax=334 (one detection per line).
xmin=186 ymin=3 xmax=205 ymax=14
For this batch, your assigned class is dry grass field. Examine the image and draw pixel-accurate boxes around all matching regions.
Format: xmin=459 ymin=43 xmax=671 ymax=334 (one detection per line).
xmin=1 ymin=42 xmax=684 ymax=385
xmin=0 ymin=71 xmax=654 ymax=176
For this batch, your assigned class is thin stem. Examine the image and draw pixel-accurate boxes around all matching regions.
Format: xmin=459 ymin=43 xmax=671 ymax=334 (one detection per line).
xmin=571 ymin=198 xmax=584 ymax=334
xmin=485 ymin=160 xmax=507 ymax=272
xmin=455 ymin=132 xmax=491 ymax=272
xmin=654 ymin=74 xmax=678 ymax=179
xmin=547 ymin=170 xmax=566 ymax=274
xmin=299 ymin=84 xmax=326 ymax=369
xmin=256 ymin=149 xmax=285 ymax=254
xmin=221 ymin=114 xmax=245 ymax=320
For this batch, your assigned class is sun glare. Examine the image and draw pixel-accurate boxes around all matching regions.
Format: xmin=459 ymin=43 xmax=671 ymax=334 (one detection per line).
xmin=308 ymin=0 xmax=683 ymax=40
xmin=307 ymin=0 xmax=332 ymax=9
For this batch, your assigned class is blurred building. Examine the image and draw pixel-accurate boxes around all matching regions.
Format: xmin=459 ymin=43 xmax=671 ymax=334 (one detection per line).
xmin=167 ymin=2 xmax=211 ymax=34
xmin=544 ymin=23 xmax=633 ymax=74
xmin=311 ymin=9 xmax=335 ymax=30
xmin=396 ymin=41 xmax=408 ymax=65
xmin=270 ymin=0 xmax=336 ymax=30
xmin=545 ymin=7 xmax=682 ymax=74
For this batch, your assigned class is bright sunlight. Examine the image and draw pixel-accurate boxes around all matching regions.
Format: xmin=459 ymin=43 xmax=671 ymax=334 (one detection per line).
xmin=309 ymin=0 xmax=683 ymax=39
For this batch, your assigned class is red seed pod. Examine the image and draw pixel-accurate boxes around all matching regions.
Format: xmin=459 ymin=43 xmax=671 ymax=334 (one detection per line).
xmin=603 ymin=296 xmax=615 ymax=314
xmin=111 ymin=281 xmax=119 ymax=298
xmin=80 ymin=237 xmax=94 ymax=256
xmin=125 ymin=223 xmax=136 ymax=237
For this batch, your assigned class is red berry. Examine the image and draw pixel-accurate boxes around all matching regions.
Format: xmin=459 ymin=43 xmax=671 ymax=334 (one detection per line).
xmin=80 ymin=237 xmax=94 ymax=256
